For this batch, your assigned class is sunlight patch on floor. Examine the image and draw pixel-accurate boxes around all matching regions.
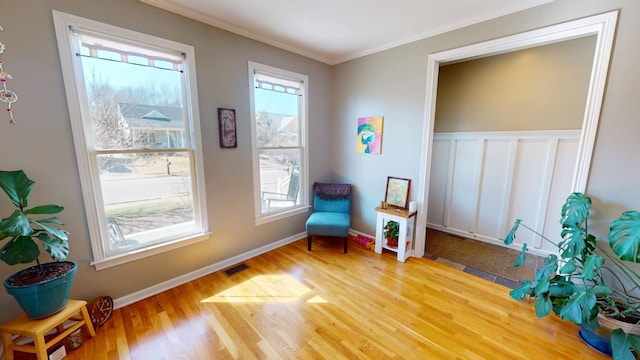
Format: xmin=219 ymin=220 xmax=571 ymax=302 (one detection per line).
xmin=201 ymin=274 xmax=326 ymax=303
xmin=306 ymin=295 xmax=328 ymax=303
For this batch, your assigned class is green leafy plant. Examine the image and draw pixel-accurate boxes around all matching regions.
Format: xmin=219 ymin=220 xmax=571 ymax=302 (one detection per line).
xmin=384 ymin=220 xmax=399 ymax=245
xmin=0 ymin=170 xmax=69 ymax=266
xmin=505 ymin=192 xmax=640 ymax=359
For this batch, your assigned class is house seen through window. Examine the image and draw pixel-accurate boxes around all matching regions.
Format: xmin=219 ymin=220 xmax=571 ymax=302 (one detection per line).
xmin=53 ymin=11 xmax=209 ymax=268
xmin=249 ymin=62 xmax=308 ymax=222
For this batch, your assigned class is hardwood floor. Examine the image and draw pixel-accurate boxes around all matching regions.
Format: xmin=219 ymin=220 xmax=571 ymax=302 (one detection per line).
xmin=56 ymin=237 xmax=606 ymax=359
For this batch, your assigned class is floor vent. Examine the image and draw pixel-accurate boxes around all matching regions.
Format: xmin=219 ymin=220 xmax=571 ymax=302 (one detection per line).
xmin=223 ymin=263 xmax=250 ymax=277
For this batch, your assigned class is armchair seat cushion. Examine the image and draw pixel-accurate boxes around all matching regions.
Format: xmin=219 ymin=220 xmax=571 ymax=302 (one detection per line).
xmin=306 ymin=182 xmax=352 ymax=253
xmin=306 ymin=212 xmax=350 ymax=237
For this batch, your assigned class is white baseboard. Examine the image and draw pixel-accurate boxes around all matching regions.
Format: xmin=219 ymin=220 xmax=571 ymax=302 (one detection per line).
xmin=113 ymin=231 xmax=306 ymax=309
xmin=349 ymin=229 xmax=374 ymax=239
xmin=113 ymin=228 xmax=378 ymax=310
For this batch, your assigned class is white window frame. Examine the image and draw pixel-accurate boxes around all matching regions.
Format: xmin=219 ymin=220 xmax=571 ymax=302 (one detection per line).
xmin=53 ymin=10 xmax=209 ymax=270
xmin=248 ymin=62 xmax=309 ymax=225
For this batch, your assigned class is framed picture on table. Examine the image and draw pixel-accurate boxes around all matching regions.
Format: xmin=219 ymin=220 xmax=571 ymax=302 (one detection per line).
xmin=385 ymin=176 xmax=411 ymax=209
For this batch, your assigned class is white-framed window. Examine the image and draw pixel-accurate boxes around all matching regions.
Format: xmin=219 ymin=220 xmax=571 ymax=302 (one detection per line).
xmin=248 ymin=62 xmax=309 ymax=224
xmin=53 ymin=11 xmax=209 ymax=270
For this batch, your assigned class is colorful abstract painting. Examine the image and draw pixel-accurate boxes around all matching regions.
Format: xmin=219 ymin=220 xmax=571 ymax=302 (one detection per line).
xmin=356 ymin=116 xmax=383 ymax=154
xmin=385 ymin=177 xmax=411 ymax=208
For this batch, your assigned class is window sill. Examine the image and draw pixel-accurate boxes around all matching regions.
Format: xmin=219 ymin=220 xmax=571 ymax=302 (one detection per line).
xmin=255 ymin=206 xmax=311 ymax=226
xmin=91 ymin=232 xmax=211 ymax=271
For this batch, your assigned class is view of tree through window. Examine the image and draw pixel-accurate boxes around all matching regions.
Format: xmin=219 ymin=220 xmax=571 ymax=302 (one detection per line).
xmin=251 ymin=65 xmax=306 ymax=217
xmin=54 ymin=11 xmax=208 ymax=266
xmin=76 ymin=32 xmax=198 ymax=255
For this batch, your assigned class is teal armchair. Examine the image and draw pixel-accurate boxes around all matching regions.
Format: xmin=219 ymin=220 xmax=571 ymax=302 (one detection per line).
xmin=305 ymin=183 xmax=352 ymax=253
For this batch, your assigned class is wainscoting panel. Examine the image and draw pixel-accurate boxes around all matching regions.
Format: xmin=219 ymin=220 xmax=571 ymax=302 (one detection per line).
xmin=427 ymin=139 xmax=451 ymax=227
xmin=539 ymin=138 xmax=583 ymax=254
xmin=428 ymin=130 xmax=580 ymax=255
xmin=447 ymin=139 xmax=480 ymax=233
xmin=475 ymin=139 xmax=512 ymax=241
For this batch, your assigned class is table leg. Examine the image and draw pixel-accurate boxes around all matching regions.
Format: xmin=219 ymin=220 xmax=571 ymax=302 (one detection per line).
xmin=80 ymin=305 xmax=96 ymax=337
xmin=34 ymin=334 xmax=48 ymax=360
xmin=2 ymin=331 xmax=14 ymax=360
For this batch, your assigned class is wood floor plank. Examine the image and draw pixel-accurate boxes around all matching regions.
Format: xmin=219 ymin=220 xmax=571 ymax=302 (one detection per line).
xmin=54 ymin=237 xmax=610 ymax=360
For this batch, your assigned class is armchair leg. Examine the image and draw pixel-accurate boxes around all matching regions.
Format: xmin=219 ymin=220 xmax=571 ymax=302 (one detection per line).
xmin=308 ymin=235 xmax=312 ymax=251
xmin=344 ymin=237 xmax=348 ymax=253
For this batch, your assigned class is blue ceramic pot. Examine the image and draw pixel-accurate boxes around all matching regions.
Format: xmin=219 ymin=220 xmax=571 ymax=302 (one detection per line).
xmin=579 ymin=325 xmax=612 ymax=357
xmin=4 ymin=261 xmax=77 ymax=319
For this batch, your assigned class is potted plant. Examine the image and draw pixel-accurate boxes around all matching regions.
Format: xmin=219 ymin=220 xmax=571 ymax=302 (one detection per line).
xmin=0 ymin=170 xmax=75 ymax=319
xmin=384 ymin=220 xmax=399 ymax=247
xmin=504 ymin=192 xmax=640 ymax=359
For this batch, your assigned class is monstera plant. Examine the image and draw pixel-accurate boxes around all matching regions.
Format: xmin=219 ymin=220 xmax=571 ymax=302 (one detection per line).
xmin=505 ymin=192 xmax=640 ymax=359
xmin=0 ymin=170 xmax=75 ymax=318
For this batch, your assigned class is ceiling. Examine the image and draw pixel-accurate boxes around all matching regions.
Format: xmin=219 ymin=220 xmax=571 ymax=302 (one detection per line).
xmin=140 ymin=0 xmax=553 ymax=65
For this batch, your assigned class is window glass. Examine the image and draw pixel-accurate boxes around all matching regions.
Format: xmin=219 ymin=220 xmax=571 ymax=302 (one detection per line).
xmin=53 ymin=11 xmax=208 ymax=267
xmin=250 ymin=63 xmax=308 ymax=219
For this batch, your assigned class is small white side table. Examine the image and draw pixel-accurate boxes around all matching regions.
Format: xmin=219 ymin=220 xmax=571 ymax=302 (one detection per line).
xmin=374 ymin=207 xmax=417 ymax=262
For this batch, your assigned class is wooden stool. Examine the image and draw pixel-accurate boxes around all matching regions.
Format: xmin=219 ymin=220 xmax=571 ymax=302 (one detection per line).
xmin=0 ymin=299 xmax=96 ymax=360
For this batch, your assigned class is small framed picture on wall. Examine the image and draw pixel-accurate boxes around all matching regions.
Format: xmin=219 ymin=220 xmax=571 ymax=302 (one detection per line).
xmin=218 ymin=108 xmax=237 ymax=148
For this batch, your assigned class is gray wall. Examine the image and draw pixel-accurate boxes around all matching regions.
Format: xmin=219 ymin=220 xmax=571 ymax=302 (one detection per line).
xmin=332 ymin=0 xmax=640 ymax=241
xmin=0 ymin=0 xmax=332 ymax=323
xmin=435 ymin=35 xmax=595 ymax=132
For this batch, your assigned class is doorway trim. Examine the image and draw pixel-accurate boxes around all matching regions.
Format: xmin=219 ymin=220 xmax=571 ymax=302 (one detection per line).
xmin=413 ymin=10 xmax=618 ymax=257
